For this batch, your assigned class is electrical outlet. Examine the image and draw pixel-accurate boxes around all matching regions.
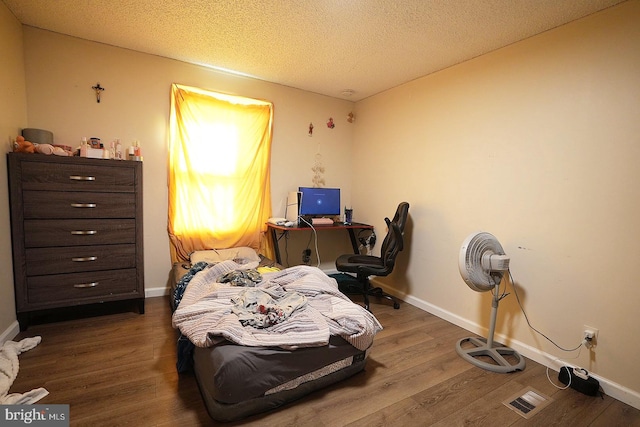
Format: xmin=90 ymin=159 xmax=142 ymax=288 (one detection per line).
xmin=583 ymin=325 xmax=599 ymax=347
xmin=302 ymin=249 xmax=311 ymax=264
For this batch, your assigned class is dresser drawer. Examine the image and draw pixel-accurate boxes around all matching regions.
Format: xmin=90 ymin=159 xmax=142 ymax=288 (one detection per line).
xmin=26 ymin=269 xmax=139 ymax=305
xmin=23 ymin=191 xmax=136 ymax=219
xmin=21 ymin=161 xmax=135 ymax=191
xmin=25 ymin=244 xmax=136 ymax=276
xmin=24 ymin=219 xmax=136 ymax=247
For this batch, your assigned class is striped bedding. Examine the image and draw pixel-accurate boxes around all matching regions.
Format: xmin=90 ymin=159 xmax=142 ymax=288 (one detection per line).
xmin=172 ymin=260 xmax=382 ymax=351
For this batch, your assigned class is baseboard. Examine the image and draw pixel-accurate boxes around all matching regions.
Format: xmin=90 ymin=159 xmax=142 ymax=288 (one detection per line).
xmin=371 ymin=279 xmax=640 ymax=411
xmin=0 ymin=320 xmax=20 ymax=345
xmin=145 ymin=286 xmax=170 ymax=298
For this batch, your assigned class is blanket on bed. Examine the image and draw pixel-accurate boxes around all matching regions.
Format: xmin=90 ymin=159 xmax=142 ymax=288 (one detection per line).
xmin=172 ymin=261 xmax=382 ymax=351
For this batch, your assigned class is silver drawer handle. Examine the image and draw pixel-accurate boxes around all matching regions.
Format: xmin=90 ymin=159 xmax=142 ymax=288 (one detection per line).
xmin=70 ymin=203 xmax=97 ymax=208
xmin=74 ymin=282 xmax=98 ymax=288
xmin=71 ymin=230 xmax=97 ymax=235
xmin=71 ymin=256 xmax=97 ymax=262
xmin=69 ymin=175 xmax=96 ymax=181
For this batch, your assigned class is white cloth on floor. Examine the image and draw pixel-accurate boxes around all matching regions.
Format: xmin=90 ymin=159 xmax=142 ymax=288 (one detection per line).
xmin=0 ymin=336 xmax=49 ymax=404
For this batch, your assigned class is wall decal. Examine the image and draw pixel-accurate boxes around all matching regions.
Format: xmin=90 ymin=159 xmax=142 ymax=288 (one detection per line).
xmin=312 ymin=151 xmax=325 ymax=187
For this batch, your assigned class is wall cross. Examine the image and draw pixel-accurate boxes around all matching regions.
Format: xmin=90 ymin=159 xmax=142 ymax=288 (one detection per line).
xmin=92 ymin=83 xmax=105 ymax=103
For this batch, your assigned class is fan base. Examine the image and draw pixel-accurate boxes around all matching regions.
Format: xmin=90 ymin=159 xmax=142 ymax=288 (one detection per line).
xmin=456 ymin=337 xmax=526 ymax=373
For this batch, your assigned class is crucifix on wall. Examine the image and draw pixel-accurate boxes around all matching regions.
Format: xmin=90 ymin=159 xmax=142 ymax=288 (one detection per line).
xmin=92 ymin=83 xmax=105 ymax=103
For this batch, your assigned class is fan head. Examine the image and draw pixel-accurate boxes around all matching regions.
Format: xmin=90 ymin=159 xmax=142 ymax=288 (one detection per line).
xmin=459 ymin=232 xmax=510 ymax=292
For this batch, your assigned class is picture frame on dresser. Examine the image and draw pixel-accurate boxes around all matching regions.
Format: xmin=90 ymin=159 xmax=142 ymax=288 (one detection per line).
xmin=6 ymin=152 xmax=144 ymax=330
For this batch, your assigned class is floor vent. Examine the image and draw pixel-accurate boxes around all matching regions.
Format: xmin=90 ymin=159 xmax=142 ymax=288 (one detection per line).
xmin=503 ymin=387 xmax=553 ymax=419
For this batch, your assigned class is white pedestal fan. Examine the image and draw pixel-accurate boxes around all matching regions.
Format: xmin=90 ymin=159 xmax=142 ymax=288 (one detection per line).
xmin=456 ymin=232 xmax=525 ymax=373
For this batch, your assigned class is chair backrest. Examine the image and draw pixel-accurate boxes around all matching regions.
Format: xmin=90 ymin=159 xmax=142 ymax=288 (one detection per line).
xmin=341 ymin=202 xmax=409 ymax=278
xmin=378 ymin=202 xmax=409 ymax=273
xmin=391 ymin=202 xmax=410 ymax=233
xmin=378 ymin=219 xmax=404 ymax=273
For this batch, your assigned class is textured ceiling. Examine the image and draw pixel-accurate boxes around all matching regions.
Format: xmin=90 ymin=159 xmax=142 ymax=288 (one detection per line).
xmin=3 ymin=0 xmax=626 ymax=101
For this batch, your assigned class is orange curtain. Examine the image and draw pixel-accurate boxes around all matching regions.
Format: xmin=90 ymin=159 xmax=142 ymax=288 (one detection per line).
xmin=168 ymin=84 xmax=274 ymax=263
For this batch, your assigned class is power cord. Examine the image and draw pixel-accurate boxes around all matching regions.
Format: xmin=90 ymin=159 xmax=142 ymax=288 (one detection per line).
xmin=547 ymin=366 xmax=573 ymax=390
xmin=298 ymin=216 xmax=321 ymax=267
xmin=281 ymin=228 xmax=290 ymax=267
xmin=545 ymin=346 xmax=586 ymax=390
xmin=505 ymin=269 xmax=592 ymax=390
xmin=507 ymin=269 xmax=584 ymax=352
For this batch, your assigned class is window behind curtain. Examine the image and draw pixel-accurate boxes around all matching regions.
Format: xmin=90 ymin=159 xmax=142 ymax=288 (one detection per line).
xmin=168 ymin=84 xmax=274 ymax=263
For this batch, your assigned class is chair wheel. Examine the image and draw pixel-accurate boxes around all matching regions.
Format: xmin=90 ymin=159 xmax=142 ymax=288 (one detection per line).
xmin=393 ymin=302 xmax=400 ymax=309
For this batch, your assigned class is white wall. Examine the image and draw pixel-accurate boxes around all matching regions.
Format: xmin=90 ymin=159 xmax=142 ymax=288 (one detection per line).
xmin=0 ymin=2 xmax=27 ymax=342
xmin=20 ymin=27 xmax=356 ymax=300
xmin=353 ymin=1 xmax=640 ymax=407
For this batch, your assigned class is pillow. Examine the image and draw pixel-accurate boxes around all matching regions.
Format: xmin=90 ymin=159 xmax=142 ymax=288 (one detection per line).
xmin=190 ymin=247 xmax=260 ymax=265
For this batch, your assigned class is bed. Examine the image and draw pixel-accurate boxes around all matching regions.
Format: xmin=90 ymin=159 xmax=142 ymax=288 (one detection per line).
xmin=170 ymin=248 xmax=382 ymax=422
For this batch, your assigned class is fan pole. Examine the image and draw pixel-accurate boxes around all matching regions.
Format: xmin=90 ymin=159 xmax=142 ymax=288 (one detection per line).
xmin=455 ymin=283 xmax=526 ymax=373
xmin=486 ymin=291 xmax=499 ymax=349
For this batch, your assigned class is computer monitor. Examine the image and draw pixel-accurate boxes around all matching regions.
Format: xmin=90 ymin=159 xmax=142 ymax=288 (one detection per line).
xmin=298 ymin=187 xmax=340 ymax=217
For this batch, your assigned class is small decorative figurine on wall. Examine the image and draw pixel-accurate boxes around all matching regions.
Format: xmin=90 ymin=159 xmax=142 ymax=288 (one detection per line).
xmin=92 ymin=83 xmax=105 ymax=103
xmin=308 ymin=122 xmax=314 ymax=137
xmin=347 ymin=112 xmax=355 ymax=123
xmin=326 ymin=117 xmax=335 ymax=129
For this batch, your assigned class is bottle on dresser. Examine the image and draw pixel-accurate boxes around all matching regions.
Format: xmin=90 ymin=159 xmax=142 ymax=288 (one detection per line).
xmin=129 ymin=140 xmax=143 ymax=161
xmin=115 ymin=138 xmax=123 ymax=159
xmin=80 ymin=137 xmax=88 ymax=157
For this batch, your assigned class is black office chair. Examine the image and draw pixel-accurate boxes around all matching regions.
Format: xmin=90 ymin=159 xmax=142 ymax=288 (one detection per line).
xmin=388 ymin=201 xmax=409 ymax=234
xmin=335 ymin=202 xmax=409 ymax=311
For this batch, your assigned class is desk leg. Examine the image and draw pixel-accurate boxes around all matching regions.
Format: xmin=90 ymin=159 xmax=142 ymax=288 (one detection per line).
xmin=270 ymin=227 xmax=282 ymax=265
xmin=347 ymin=229 xmax=359 ymax=254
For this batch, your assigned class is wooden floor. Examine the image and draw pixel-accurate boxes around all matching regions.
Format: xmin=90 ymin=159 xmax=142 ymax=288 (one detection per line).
xmin=11 ymin=296 xmax=640 ymax=426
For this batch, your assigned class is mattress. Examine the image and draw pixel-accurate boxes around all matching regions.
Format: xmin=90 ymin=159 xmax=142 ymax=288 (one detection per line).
xmin=170 ymin=256 xmax=373 ymax=422
xmin=194 ymin=336 xmax=367 ymax=422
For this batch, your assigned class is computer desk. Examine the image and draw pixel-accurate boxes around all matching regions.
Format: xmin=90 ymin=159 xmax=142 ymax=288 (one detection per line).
xmin=266 ymin=222 xmax=374 ymax=265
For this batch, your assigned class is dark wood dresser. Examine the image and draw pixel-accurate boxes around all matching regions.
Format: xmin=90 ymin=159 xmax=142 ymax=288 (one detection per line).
xmin=7 ymin=153 xmax=144 ymax=330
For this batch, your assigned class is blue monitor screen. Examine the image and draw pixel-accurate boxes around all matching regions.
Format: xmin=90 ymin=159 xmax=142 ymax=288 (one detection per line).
xmin=298 ymin=187 xmax=340 ymax=216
